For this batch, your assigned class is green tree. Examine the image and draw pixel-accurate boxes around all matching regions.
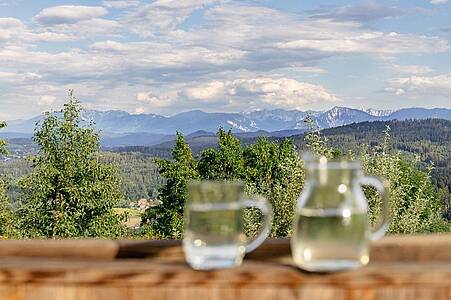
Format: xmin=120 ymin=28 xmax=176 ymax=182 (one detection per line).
xmin=143 ymin=119 xmax=449 ymax=239
xmin=243 ymin=138 xmax=304 ymax=237
xmin=0 ymin=179 xmax=14 ymax=238
xmin=141 ymin=133 xmax=199 ymax=239
xmin=0 ymin=122 xmax=14 ymax=238
xmin=16 ymin=91 xmax=126 ymax=238
xmin=307 ymin=124 xmax=449 ymax=234
xmin=0 ymin=122 xmax=8 ymax=157
xmin=198 ymin=131 xmax=304 ymax=236
xmin=360 ymin=127 xmax=448 ymax=233
xmin=198 ymin=128 xmax=245 ymax=180
xmin=304 ymin=114 xmax=339 ymax=159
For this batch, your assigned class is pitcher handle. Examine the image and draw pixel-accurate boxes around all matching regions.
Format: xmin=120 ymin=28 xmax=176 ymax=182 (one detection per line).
xmin=241 ymin=197 xmax=273 ymax=253
xmin=359 ymin=176 xmax=390 ymax=241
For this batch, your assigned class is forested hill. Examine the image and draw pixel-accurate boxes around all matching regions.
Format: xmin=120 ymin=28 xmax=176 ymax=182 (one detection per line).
xmin=291 ymin=119 xmax=450 ymax=163
xmin=115 ymin=119 xmax=451 ymax=161
xmin=111 ymin=119 xmax=450 ymax=220
xmin=2 ymin=118 xmax=449 ymax=222
xmin=289 ymin=119 xmax=450 ymax=221
xmin=320 ymin=118 xmax=449 ymax=145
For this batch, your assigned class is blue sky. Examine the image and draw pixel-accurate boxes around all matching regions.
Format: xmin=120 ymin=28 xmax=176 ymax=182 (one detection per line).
xmin=0 ymin=0 xmax=450 ymax=120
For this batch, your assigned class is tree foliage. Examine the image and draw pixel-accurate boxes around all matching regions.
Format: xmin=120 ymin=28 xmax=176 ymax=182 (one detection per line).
xmin=304 ymin=123 xmax=448 ymax=233
xmin=243 ymin=138 xmax=304 ymax=237
xmin=198 ymin=129 xmax=245 ymax=180
xmin=0 ymin=108 xmax=448 ymax=239
xmin=100 ymin=152 xmax=163 ymax=206
xmin=304 ymin=114 xmax=340 ymax=159
xmin=146 ymin=121 xmax=449 ymax=239
xmin=0 ymin=122 xmax=14 ymax=238
xmin=0 ymin=122 xmax=8 ymax=157
xmin=0 ymin=175 xmax=14 ymax=238
xmin=144 ymin=129 xmax=304 ymax=238
xmin=360 ymin=127 xmax=448 ymax=233
xmin=16 ymin=91 xmax=126 ymax=238
xmin=141 ymin=133 xmax=199 ymax=239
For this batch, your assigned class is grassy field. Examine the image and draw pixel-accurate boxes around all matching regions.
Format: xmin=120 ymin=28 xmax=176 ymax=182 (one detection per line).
xmin=114 ymin=208 xmax=142 ymax=228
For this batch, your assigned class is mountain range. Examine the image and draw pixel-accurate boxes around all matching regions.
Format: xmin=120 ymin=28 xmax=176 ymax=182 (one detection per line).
xmin=2 ymin=107 xmax=450 ymax=147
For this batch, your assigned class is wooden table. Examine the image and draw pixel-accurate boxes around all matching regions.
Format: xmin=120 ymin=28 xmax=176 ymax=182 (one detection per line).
xmin=0 ymin=234 xmax=449 ymax=300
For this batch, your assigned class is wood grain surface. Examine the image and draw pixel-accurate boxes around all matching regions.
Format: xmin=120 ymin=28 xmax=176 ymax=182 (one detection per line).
xmin=0 ymin=234 xmax=449 ymax=300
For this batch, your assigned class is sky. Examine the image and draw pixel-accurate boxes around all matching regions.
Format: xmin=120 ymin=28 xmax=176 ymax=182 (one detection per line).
xmin=0 ymin=0 xmax=450 ymax=120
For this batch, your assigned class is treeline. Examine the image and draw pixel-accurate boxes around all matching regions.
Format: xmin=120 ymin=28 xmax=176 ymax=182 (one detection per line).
xmin=290 ymin=119 xmax=451 ymax=221
xmin=112 ymin=119 xmax=451 ymax=221
xmin=0 ymin=95 xmax=449 ymax=238
xmin=140 ymin=116 xmax=449 ymax=239
xmin=141 ymin=130 xmax=304 ymax=238
xmin=0 ymin=151 xmax=163 ymax=208
xmin=99 ymin=153 xmax=163 ymax=207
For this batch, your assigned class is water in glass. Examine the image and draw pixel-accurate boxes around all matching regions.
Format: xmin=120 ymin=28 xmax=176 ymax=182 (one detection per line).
xmin=291 ymin=155 xmax=389 ymax=272
xmin=183 ymin=203 xmax=247 ymax=270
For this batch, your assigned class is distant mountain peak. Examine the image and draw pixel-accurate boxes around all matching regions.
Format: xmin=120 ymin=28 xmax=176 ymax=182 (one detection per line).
xmin=3 ymin=107 xmax=450 ymax=145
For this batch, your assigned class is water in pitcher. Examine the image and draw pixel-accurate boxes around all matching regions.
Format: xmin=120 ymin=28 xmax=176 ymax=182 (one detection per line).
xmin=183 ymin=203 xmax=247 ymax=270
xmin=291 ymin=208 xmax=370 ymax=272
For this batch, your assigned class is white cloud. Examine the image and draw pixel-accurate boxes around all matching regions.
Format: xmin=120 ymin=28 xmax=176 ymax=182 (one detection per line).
xmin=134 ymin=107 xmax=145 ymax=114
xmin=0 ymin=17 xmax=81 ymax=43
xmin=0 ymin=71 xmax=42 ymax=83
xmin=137 ymin=92 xmax=174 ymax=107
xmin=182 ymin=77 xmax=339 ymax=109
xmin=103 ymin=1 xmax=140 ymax=9
xmin=275 ymin=28 xmax=450 ymax=55
xmin=229 ymin=77 xmax=339 ymax=108
xmin=38 ymin=95 xmax=57 ymax=105
xmin=0 ymin=17 xmax=26 ymax=42
xmin=310 ymin=1 xmax=404 ymax=22
xmin=33 ymin=5 xmax=108 ymax=25
xmin=48 ymin=18 xmax=121 ymax=36
xmin=0 ymin=17 xmax=24 ymax=28
xmin=184 ymin=81 xmax=225 ymax=100
xmin=384 ymin=74 xmax=451 ymax=97
xmin=1 ymin=2 xmax=451 ymax=118
xmin=430 ymin=0 xmax=448 ymax=4
xmin=121 ymin=0 xmax=220 ymax=36
xmin=392 ymin=64 xmax=434 ymax=74
xmin=173 ymin=4 xmax=450 ymax=74
xmin=26 ymin=31 xmax=79 ymax=42
xmin=90 ymin=40 xmax=132 ymax=52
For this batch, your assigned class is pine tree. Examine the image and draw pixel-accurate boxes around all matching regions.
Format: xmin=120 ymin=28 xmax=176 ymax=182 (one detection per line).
xmin=141 ymin=133 xmax=199 ymax=239
xmin=198 ymin=128 xmax=245 ymax=180
xmin=16 ymin=91 xmax=126 ymax=238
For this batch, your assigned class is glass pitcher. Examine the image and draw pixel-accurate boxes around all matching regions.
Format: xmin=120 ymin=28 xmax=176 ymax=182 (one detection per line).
xmin=291 ymin=155 xmax=390 ymax=272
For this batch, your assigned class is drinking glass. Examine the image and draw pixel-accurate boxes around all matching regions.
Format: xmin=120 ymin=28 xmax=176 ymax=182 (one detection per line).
xmin=183 ymin=181 xmax=273 ymax=270
xmin=291 ymin=155 xmax=390 ymax=272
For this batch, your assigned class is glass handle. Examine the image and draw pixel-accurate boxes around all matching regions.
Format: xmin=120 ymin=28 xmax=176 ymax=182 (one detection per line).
xmin=240 ymin=197 xmax=273 ymax=253
xmin=360 ymin=176 xmax=390 ymax=241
